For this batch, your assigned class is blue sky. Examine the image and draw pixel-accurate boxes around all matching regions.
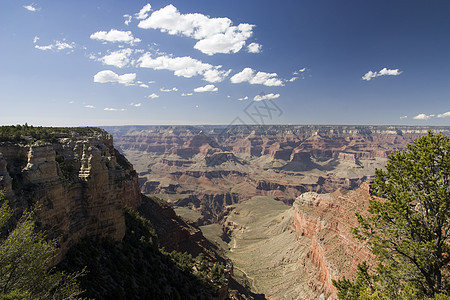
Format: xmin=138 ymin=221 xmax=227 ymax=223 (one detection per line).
xmin=1 ymin=0 xmax=449 ymax=126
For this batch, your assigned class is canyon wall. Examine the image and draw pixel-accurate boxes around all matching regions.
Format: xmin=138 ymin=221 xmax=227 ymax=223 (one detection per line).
xmin=0 ymin=130 xmax=141 ymax=261
xmin=292 ymin=182 xmax=373 ymax=298
xmin=217 ymin=183 xmax=374 ymax=299
xmin=107 ymin=125 xmax=450 ymax=159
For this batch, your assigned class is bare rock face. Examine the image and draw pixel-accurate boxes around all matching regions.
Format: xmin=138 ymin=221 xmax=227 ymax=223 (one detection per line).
xmin=0 ymin=130 xmax=141 ymax=262
xmin=292 ymin=182 xmax=373 ymax=299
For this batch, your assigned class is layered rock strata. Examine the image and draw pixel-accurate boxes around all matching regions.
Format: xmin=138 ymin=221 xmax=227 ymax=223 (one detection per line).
xmin=292 ymin=182 xmax=373 ymax=298
xmin=105 ymin=125 xmax=450 ymax=223
xmin=0 ymin=130 xmax=141 ymax=261
xmin=219 ymin=183 xmax=373 ymax=299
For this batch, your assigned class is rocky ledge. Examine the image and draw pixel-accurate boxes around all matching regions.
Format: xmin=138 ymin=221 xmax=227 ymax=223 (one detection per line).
xmin=0 ymin=128 xmax=141 ymax=261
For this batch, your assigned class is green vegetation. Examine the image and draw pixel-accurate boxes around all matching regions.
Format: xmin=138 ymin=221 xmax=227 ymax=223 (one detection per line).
xmin=174 ymin=206 xmax=203 ymax=223
xmin=333 ymin=132 xmax=450 ymax=299
xmin=55 ymin=155 xmax=76 ymax=181
xmin=0 ymin=124 xmax=103 ymax=143
xmin=0 ymin=190 xmax=83 ymax=299
xmin=58 ymin=206 xmax=227 ymax=299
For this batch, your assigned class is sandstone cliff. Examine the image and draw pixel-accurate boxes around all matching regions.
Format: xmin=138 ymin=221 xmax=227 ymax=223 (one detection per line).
xmin=0 ymin=129 xmax=141 ymax=261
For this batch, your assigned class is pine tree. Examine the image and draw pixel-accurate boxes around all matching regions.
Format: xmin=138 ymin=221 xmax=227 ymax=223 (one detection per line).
xmin=0 ymin=191 xmax=83 ymax=299
xmin=333 ymin=131 xmax=450 ymax=299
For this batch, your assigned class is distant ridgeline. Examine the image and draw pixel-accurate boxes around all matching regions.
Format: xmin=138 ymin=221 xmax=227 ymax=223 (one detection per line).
xmin=103 ymin=124 xmax=450 ymax=139
xmin=104 ymin=124 xmax=450 ymax=224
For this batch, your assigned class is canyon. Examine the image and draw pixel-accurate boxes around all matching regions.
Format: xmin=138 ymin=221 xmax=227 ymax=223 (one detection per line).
xmin=106 ymin=125 xmax=449 ymax=223
xmin=0 ymin=127 xmax=248 ymax=298
xmin=2 ymin=125 xmax=449 ymax=299
xmin=104 ymin=124 xmax=450 ymax=299
xmin=211 ymin=182 xmax=373 ymax=299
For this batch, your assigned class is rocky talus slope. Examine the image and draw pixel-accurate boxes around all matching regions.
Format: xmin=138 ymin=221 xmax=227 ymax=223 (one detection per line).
xmin=0 ymin=129 xmax=141 ymax=261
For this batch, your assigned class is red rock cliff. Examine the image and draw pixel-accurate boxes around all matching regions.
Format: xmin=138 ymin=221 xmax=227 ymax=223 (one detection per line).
xmin=293 ymin=182 xmax=373 ymax=299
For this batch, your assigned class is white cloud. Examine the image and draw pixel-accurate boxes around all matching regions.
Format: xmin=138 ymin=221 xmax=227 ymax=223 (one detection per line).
xmin=413 ymin=113 xmax=435 ymax=120
xmin=33 ymin=36 xmax=39 ymax=43
xmin=84 ymin=105 xmax=95 ymax=109
xmin=160 ymin=87 xmax=178 ymax=92
xmin=148 ymin=80 xmax=155 ymax=84
xmin=55 ymin=41 xmax=74 ymax=51
xmin=138 ymin=4 xmax=254 ymax=55
xmin=247 ymin=42 xmax=262 ymax=53
xmin=123 ymin=14 xmax=132 ymax=26
xmin=437 ymin=111 xmax=450 ymax=118
xmin=138 ymin=53 xmax=230 ymax=82
xmin=140 ymin=84 xmax=149 ymax=88
xmin=400 ymin=116 xmax=408 ymax=119
xmin=362 ymin=71 xmax=377 ymax=81
xmin=23 ymin=4 xmax=38 ymax=12
xmin=203 ymin=68 xmax=232 ymax=83
xmin=90 ymin=29 xmax=141 ymax=45
xmin=411 ymin=111 xmax=450 ymax=120
xmin=130 ymin=102 xmax=142 ymax=107
xmin=135 ymin=4 xmax=152 ymax=20
xmin=93 ymin=70 xmax=136 ymax=85
xmin=362 ymin=67 xmax=403 ymax=81
xmin=230 ymin=67 xmax=284 ymax=86
xmin=253 ymin=93 xmax=280 ymax=101
xmin=194 ymin=84 xmax=218 ymax=92
xmin=147 ymin=93 xmax=159 ymax=99
xmin=181 ymin=93 xmax=193 ymax=96
xmin=293 ymin=68 xmax=306 ymax=75
xmin=98 ymin=48 xmax=133 ymax=68
xmin=35 ymin=40 xmax=75 ymax=52
xmin=104 ymin=107 xmax=126 ymax=111
xmin=35 ymin=45 xmax=52 ymax=51
xmin=378 ymin=68 xmax=402 ymax=76
xmin=194 ymin=23 xmax=253 ymax=55
xmin=289 ymin=77 xmax=298 ymax=82
xmin=238 ymin=96 xmax=248 ymax=101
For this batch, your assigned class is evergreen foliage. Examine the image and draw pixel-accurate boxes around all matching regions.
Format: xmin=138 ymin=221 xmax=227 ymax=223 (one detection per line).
xmin=58 ymin=206 xmax=227 ymax=299
xmin=333 ymin=132 xmax=450 ymax=299
xmin=0 ymin=124 xmax=103 ymax=143
xmin=0 ymin=190 xmax=83 ymax=299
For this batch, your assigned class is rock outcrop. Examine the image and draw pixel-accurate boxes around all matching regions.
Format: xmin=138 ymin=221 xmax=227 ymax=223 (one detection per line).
xmin=292 ymin=182 xmax=374 ymax=298
xmin=0 ymin=130 xmax=141 ymax=261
